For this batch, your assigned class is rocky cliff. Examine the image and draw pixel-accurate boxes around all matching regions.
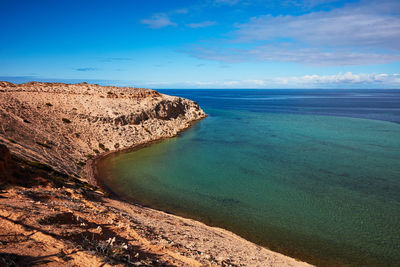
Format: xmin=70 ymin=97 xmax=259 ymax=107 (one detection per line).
xmin=0 ymin=82 xmax=206 ymax=177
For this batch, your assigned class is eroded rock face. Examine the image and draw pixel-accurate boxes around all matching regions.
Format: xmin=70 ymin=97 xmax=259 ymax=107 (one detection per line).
xmin=0 ymin=81 xmax=206 ymax=177
xmin=155 ymin=99 xmax=189 ymax=119
xmin=0 ymin=144 xmax=13 ymax=183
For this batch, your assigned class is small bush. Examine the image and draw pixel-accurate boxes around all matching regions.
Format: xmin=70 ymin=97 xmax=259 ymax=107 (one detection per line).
xmin=62 ymin=118 xmax=71 ymax=123
xmin=23 ymin=119 xmax=31 ymax=123
xmin=143 ymin=127 xmax=151 ymax=134
xmin=98 ymin=143 xmax=106 ymax=150
xmin=77 ymin=161 xmax=86 ymax=167
xmin=114 ymin=143 xmax=120 ymax=149
xmin=8 ymin=139 xmax=16 ymax=144
xmin=107 ymin=91 xmax=113 ymax=95
xmin=93 ymin=149 xmax=100 ymax=154
xmin=45 ymin=103 xmax=53 ymax=107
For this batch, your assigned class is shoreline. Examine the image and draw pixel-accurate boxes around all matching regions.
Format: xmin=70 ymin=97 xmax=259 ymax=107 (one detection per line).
xmin=1 ymin=81 xmax=312 ymax=266
xmin=84 ymin=116 xmax=205 ymax=194
xmin=87 ymin=117 xmax=315 ymax=267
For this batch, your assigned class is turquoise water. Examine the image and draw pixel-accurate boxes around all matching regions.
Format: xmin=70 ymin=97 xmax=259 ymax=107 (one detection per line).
xmin=98 ymin=90 xmax=400 ymax=266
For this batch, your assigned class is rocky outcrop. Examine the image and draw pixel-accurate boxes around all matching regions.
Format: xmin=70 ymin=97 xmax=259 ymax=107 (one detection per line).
xmin=0 ymin=144 xmax=14 ymax=183
xmin=0 ymin=81 xmax=206 ymax=177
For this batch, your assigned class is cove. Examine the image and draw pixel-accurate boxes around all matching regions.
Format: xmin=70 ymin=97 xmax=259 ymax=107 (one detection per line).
xmin=97 ymin=90 xmax=400 ymax=266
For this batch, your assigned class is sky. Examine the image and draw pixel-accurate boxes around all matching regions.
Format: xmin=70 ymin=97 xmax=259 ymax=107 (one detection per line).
xmin=0 ymin=0 xmax=399 ymax=89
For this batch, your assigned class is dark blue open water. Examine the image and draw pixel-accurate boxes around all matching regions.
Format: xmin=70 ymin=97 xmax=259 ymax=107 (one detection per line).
xmin=99 ymin=89 xmax=400 ymax=266
xmin=160 ymin=89 xmax=400 ymax=124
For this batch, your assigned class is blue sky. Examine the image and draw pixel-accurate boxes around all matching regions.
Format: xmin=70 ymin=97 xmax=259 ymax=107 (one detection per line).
xmin=0 ymin=0 xmax=399 ymax=88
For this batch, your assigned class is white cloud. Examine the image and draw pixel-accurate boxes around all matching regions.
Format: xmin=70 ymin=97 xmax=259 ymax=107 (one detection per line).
xmin=213 ymin=0 xmax=241 ymax=5
xmin=272 ymin=72 xmax=400 ymax=88
xmin=187 ymin=0 xmax=400 ymax=66
xmin=259 ymin=72 xmax=400 ymax=88
xmin=137 ymin=73 xmax=400 ymax=88
xmin=244 ymin=79 xmax=267 ymax=86
xmin=192 ymin=81 xmax=217 ymax=86
xmin=140 ymin=13 xmax=177 ymax=29
xmin=235 ymin=1 xmax=400 ymax=49
xmin=223 ymin=80 xmax=241 ymax=86
xmin=172 ymin=8 xmax=189 ymax=14
xmin=186 ymin=21 xmax=216 ymax=28
xmin=292 ymin=72 xmax=400 ymax=85
xmin=142 ymin=81 xmax=171 ymax=86
xmin=188 ymin=44 xmax=400 ymax=66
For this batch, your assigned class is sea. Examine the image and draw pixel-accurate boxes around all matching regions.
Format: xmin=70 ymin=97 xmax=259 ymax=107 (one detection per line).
xmin=98 ymin=89 xmax=400 ymax=266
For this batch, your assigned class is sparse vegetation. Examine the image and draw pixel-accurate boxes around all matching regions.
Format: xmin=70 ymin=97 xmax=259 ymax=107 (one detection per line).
xmin=107 ymin=91 xmax=113 ymax=95
xmin=84 ymin=154 xmax=94 ymax=159
xmin=76 ymin=234 xmax=132 ymax=265
xmin=45 ymin=102 xmax=53 ymax=107
xmin=93 ymin=149 xmax=100 ymax=154
xmin=62 ymin=118 xmax=71 ymax=123
xmin=8 ymin=139 xmax=16 ymax=144
xmin=114 ymin=143 xmax=120 ymax=149
xmin=143 ymin=127 xmax=151 ymax=134
xmin=98 ymin=143 xmax=110 ymax=152
xmin=77 ymin=161 xmax=86 ymax=167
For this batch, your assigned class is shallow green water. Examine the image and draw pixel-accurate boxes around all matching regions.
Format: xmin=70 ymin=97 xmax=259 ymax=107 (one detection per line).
xmin=99 ymin=110 xmax=400 ymax=266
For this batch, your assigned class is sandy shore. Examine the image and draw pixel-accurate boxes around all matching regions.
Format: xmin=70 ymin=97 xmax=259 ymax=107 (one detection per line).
xmin=0 ymin=81 xmax=313 ymax=266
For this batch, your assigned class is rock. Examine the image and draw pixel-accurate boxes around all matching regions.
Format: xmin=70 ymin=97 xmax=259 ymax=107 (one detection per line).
xmin=0 ymin=144 xmax=14 ymax=183
xmin=0 ymin=81 xmax=207 ymax=177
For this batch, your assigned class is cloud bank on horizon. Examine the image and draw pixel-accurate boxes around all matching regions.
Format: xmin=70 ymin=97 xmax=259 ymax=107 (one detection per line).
xmin=135 ymin=72 xmax=400 ymax=89
xmin=0 ymin=0 xmax=399 ymax=88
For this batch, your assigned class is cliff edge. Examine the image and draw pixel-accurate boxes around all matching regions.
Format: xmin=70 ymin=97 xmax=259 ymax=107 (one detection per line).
xmin=0 ymin=81 xmax=206 ymax=177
